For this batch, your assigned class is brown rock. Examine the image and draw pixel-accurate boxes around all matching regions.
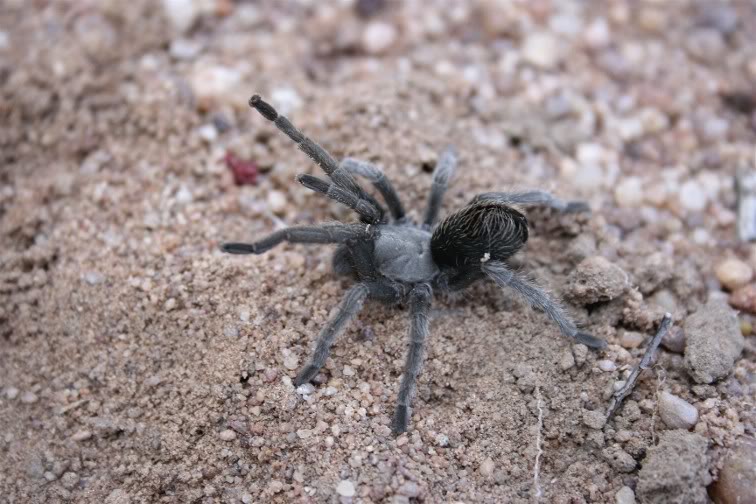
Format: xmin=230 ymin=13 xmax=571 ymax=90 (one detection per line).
xmin=710 ymin=438 xmax=756 ymax=504
xmin=729 ymin=284 xmax=756 ymax=314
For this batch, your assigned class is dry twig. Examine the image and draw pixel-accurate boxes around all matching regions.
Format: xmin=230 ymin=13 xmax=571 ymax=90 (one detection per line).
xmin=606 ymin=313 xmax=673 ymax=420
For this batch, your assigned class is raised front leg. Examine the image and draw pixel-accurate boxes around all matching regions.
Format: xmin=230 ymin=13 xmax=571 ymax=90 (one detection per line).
xmin=392 ymin=283 xmax=433 ymax=434
xmin=473 ymin=190 xmax=589 ymax=213
xmin=340 ymin=158 xmax=406 ymax=222
xmin=423 ymin=147 xmax=457 ymax=228
xmin=482 ymin=261 xmax=606 ymax=349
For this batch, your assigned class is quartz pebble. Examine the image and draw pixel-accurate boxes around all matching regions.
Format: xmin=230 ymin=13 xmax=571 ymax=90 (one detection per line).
xmin=658 ymin=391 xmax=698 ymax=429
xmin=615 ymin=485 xmax=635 ymax=504
xmin=522 ymin=31 xmax=561 ymax=68
xmin=219 ymin=429 xmax=236 ymax=441
xmin=20 ymin=391 xmax=38 ymax=404
xmin=336 ymin=480 xmax=356 ymax=497
xmin=598 ymin=360 xmax=617 ymax=372
xmin=715 ymin=258 xmax=753 ymax=291
xmin=614 ymin=177 xmax=644 ymax=208
xmin=620 ymin=331 xmax=645 ymax=349
xmin=362 ymin=21 xmax=396 ymax=54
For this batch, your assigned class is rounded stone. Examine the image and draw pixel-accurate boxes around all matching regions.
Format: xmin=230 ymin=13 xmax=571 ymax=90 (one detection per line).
xmin=715 ymin=258 xmax=753 ymax=291
xmin=658 ymin=391 xmax=698 ymax=429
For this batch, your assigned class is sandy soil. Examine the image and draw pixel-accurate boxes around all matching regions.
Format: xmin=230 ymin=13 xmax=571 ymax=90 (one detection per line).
xmin=1 ymin=1 xmax=754 ymax=503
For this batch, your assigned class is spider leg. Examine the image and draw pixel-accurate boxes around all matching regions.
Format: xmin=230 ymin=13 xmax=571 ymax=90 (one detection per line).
xmin=297 ymin=174 xmax=382 ymax=224
xmin=482 ymin=261 xmax=606 ymax=349
xmin=249 ymin=95 xmax=383 ymax=222
xmin=473 ymin=190 xmax=589 ymax=213
xmin=340 ymin=158 xmax=406 ymax=221
xmin=423 ymin=147 xmax=457 ymax=228
xmin=221 ymin=223 xmax=370 ymax=255
xmin=392 ymin=283 xmax=433 ymax=434
xmin=295 ymin=284 xmax=370 ymax=386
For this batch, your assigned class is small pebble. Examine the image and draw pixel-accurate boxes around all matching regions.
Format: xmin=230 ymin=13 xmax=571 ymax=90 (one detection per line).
xmin=83 ymin=271 xmax=104 ymax=285
xmin=658 ymin=391 xmax=699 ymax=429
xmin=715 ymin=258 xmax=753 ymax=291
xmin=583 ymin=410 xmax=607 ymax=430
xmin=678 ymin=180 xmax=708 ymax=212
xmin=343 ymin=366 xmax=355 ymax=377
xmin=398 ymin=481 xmax=420 ymax=498
xmin=522 ymin=31 xmax=561 ymax=68
xmin=267 ymin=190 xmax=287 ymax=216
xmin=219 ymin=429 xmax=237 ymax=441
xmin=729 ymin=284 xmax=756 ymax=314
xmin=336 ymin=480 xmax=356 ymax=497
xmin=479 ymin=457 xmax=495 ymax=477
xmin=296 ymin=383 xmax=315 ymax=396
xmin=61 ymin=472 xmax=79 ymax=490
xmin=560 ymin=349 xmax=575 ymax=371
xmin=362 ymin=21 xmax=396 ymax=54
xmin=614 ymin=177 xmax=644 ymax=208
xmin=620 ymin=331 xmax=645 ymax=349
xmin=661 ymin=326 xmax=686 ymax=354
xmin=72 ymin=430 xmax=92 ymax=441
xmin=5 ymin=387 xmax=19 ymax=400
xmin=283 ymin=354 xmax=298 ymax=370
xmin=435 ymin=433 xmax=449 ymax=447
xmin=615 ymin=485 xmax=635 ymax=504
xmin=598 ymin=360 xmax=617 ymax=372
xmin=20 ymin=391 xmax=38 ymax=404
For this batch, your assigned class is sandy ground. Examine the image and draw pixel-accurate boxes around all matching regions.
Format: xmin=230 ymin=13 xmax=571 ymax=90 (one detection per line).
xmin=1 ymin=1 xmax=755 ymax=503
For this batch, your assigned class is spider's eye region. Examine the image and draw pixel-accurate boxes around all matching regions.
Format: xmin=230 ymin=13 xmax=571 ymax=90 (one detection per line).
xmin=430 ymin=202 xmax=528 ymax=268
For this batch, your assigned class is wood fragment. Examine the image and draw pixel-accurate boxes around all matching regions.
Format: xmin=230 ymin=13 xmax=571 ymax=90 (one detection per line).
xmin=606 ymin=313 xmax=673 ymax=420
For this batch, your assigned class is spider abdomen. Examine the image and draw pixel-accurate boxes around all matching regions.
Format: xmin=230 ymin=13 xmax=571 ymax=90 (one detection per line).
xmin=373 ymin=226 xmax=439 ymax=283
xmin=430 ymin=201 xmax=528 ymax=268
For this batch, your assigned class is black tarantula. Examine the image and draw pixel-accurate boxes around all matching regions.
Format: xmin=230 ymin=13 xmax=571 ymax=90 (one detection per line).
xmin=222 ymin=95 xmax=606 ymax=434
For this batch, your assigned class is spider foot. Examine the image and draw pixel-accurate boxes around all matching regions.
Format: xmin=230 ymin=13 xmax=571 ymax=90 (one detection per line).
xmin=564 ymin=201 xmax=591 ymax=213
xmin=575 ymin=331 xmax=607 ymax=349
xmin=294 ymin=364 xmax=321 ymax=386
xmin=391 ymin=405 xmax=411 ymax=434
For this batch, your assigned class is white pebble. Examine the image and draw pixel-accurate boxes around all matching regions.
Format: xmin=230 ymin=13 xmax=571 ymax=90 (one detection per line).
xmin=191 ymin=65 xmax=243 ymax=105
xmin=615 ymin=485 xmax=635 ymax=504
xmin=5 ymin=386 xmax=19 ymax=400
xmin=362 ymin=21 xmax=397 ymax=54
xmin=678 ymin=180 xmax=708 ymax=212
xmin=324 ymin=386 xmax=338 ymax=396
xmin=296 ymin=383 xmax=315 ymax=396
xmin=343 ymin=366 xmax=355 ymax=377
xmin=197 ymin=124 xmax=217 ymax=143
xmin=598 ymin=360 xmax=617 ymax=372
xmin=169 ymin=38 xmax=202 ymax=59
xmin=267 ymin=190 xmax=287 ymax=215
xmin=83 ymin=271 xmax=105 ymax=285
xmin=270 ymin=87 xmax=302 ymax=116
xmin=20 ymin=391 xmax=38 ymax=404
xmin=162 ymin=0 xmax=200 ymax=34
xmin=435 ymin=433 xmax=449 ymax=447
xmin=336 ymin=480 xmax=356 ymax=497
xmin=219 ymin=429 xmax=237 ymax=441
xmin=615 ymin=177 xmax=644 ymax=208
xmin=522 ymin=31 xmax=561 ymax=68
xmin=72 ymin=430 xmax=92 ymax=441
xmin=659 ymin=391 xmax=698 ymax=429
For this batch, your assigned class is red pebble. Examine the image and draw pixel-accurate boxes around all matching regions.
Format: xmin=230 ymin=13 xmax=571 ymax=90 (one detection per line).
xmin=225 ymin=151 xmax=258 ymax=185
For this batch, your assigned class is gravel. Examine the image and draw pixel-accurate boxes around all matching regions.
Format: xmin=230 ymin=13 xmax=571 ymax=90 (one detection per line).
xmin=715 ymin=258 xmax=753 ymax=291
xmin=684 ymin=298 xmax=744 ymax=384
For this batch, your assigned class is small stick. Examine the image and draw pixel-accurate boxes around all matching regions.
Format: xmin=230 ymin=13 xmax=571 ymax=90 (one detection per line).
xmin=606 ymin=313 xmax=673 ymax=420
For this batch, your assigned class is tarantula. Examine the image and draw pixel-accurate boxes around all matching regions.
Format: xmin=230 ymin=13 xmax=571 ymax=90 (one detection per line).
xmin=222 ymin=95 xmax=606 ymax=434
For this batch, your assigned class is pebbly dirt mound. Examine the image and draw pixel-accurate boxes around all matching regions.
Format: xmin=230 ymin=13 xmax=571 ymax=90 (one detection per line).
xmin=1 ymin=1 xmax=754 ymax=503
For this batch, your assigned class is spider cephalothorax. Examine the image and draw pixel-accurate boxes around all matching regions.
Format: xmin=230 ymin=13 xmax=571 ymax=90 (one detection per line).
xmin=222 ymin=95 xmax=606 ymax=433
